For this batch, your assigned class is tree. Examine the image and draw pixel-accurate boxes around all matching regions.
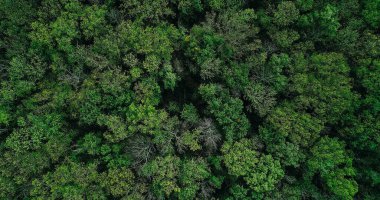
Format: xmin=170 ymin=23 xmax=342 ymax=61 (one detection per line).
xmin=140 ymin=155 xmax=181 ymax=198
xmin=181 ymin=104 xmax=200 ymax=125
xmin=263 ymin=103 xmax=323 ymax=148
xmin=197 ymin=118 xmax=222 ymax=153
xmin=119 ymin=0 xmax=174 ymax=23
xmin=76 ymin=133 xmax=102 ymax=155
xmin=101 ymin=167 xmax=135 ymax=197
xmin=244 ymin=82 xmax=276 ymax=117
xmin=176 ymin=129 xmax=202 ymax=153
xmin=199 ymin=84 xmax=250 ymax=141
xmin=222 ymin=139 xmax=284 ymax=193
xmin=30 ymin=160 xmax=106 ymax=199
xmin=363 ymin=0 xmax=380 ymax=28
xmin=307 ymin=137 xmax=358 ymax=199
xmin=289 ymin=53 xmax=357 ymax=124
xmin=273 ymin=1 xmax=300 ymax=26
xmin=178 ymin=158 xmax=210 ymax=199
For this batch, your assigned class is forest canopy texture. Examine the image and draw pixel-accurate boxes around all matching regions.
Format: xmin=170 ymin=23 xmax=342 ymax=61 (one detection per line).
xmin=0 ymin=0 xmax=380 ymax=199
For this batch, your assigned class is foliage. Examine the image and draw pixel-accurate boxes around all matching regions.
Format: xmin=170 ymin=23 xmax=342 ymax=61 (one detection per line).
xmin=0 ymin=0 xmax=378 ymax=199
xmin=222 ymin=139 xmax=284 ymax=193
xmin=307 ymin=137 xmax=358 ymax=199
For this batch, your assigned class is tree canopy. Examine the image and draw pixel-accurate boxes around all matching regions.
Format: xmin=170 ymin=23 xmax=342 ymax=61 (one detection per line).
xmin=0 ymin=0 xmax=379 ymax=199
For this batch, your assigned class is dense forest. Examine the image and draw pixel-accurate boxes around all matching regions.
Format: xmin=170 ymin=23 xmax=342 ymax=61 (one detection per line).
xmin=0 ymin=0 xmax=379 ymax=199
